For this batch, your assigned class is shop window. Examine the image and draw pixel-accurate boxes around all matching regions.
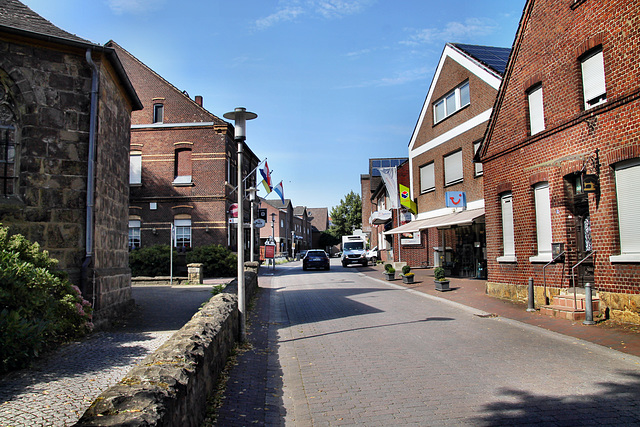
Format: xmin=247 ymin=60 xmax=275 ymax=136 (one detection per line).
xmin=581 ymin=48 xmax=606 ymax=109
xmin=497 ymin=193 xmax=515 ymax=263
xmin=527 ymin=85 xmax=545 ymax=135
xmin=129 ymin=151 xmax=141 ymax=185
xmin=611 ymin=158 xmax=640 ymax=262
xmin=420 ymin=162 xmax=435 ymax=193
xmin=444 ymin=150 xmax=463 ymax=186
xmin=128 ymin=220 xmax=141 ymax=250
xmin=530 ymin=182 xmax=552 ymax=262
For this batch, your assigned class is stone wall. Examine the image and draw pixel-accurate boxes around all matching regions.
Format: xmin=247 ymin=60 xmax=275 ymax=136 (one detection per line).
xmin=75 ymin=268 xmax=258 ymax=426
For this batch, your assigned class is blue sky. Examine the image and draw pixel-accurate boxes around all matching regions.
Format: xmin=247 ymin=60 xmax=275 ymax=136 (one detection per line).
xmin=22 ymin=0 xmax=525 ymax=211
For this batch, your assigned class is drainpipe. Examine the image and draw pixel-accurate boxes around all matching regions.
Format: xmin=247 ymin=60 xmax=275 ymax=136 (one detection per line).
xmin=82 ymin=48 xmax=99 ymax=300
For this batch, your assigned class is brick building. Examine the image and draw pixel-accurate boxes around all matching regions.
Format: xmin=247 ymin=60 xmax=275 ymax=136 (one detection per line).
xmin=387 ymin=43 xmax=509 ymax=276
xmin=0 ymin=1 xmax=142 ymax=325
xmin=308 ymin=207 xmax=329 ymax=250
xmin=259 ymin=199 xmax=311 ymax=258
xmin=108 ymin=42 xmax=260 ymax=261
xmin=478 ymin=0 xmax=640 ymax=322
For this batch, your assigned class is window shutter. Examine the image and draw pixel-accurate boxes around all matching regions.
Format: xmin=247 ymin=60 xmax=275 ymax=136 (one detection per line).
xmin=501 ymin=193 xmax=515 ymax=257
xmin=444 ymin=150 xmax=463 ymax=185
xmin=420 ymin=163 xmax=434 ymax=192
xmin=581 ymin=50 xmax=606 ymax=108
xmin=129 ymin=153 xmax=141 ymax=184
xmin=460 ymin=83 xmax=470 ymax=107
xmin=615 ymin=159 xmax=640 ymax=254
xmin=129 ymin=220 xmax=141 ymax=228
xmin=528 ymin=86 xmax=545 ymax=135
xmin=534 ymin=182 xmax=552 ymax=255
xmin=474 ymin=141 xmax=483 ymax=176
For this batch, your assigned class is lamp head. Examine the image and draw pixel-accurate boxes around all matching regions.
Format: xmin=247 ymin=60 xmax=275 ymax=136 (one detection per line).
xmin=223 ymin=107 xmax=257 ymax=140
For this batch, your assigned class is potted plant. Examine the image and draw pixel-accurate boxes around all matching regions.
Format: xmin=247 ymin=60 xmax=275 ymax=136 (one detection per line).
xmin=401 ymin=265 xmax=415 ymax=284
xmin=434 ymin=267 xmax=450 ymax=291
xmin=383 ymin=263 xmax=396 ymax=281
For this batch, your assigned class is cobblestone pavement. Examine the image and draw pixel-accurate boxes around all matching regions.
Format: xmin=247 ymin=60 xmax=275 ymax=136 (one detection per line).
xmin=218 ymin=260 xmax=640 ymax=426
xmin=0 ymin=283 xmax=217 ymax=427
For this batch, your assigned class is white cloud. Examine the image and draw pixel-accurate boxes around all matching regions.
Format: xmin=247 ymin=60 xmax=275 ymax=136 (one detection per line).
xmin=254 ymin=7 xmax=305 ymax=30
xmin=254 ymin=0 xmax=374 ymax=30
xmin=340 ymin=66 xmax=432 ymax=89
xmin=401 ymin=17 xmax=498 ymax=46
xmin=311 ymin=0 xmax=373 ymax=19
xmin=106 ymin=0 xmax=165 ymax=14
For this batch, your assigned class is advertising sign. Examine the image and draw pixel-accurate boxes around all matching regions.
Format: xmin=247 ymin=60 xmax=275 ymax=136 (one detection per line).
xmin=264 ymin=244 xmax=275 ymax=258
xmin=445 ymin=191 xmax=467 ymax=208
xmin=258 ymin=208 xmax=267 ymax=221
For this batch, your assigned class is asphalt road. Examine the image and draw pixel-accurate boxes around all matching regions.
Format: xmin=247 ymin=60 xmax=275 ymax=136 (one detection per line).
xmin=219 ymin=259 xmax=640 ymax=426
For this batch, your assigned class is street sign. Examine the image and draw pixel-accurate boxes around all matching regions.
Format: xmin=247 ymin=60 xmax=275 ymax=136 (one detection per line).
xmin=258 ymin=208 xmax=267 ymax=221
xmin=254 ymin=219 xmax=266 ymax=228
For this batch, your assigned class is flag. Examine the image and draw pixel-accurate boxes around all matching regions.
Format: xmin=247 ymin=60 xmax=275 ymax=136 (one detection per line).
xmin=274 ymin=181 xmax=284 ymax=203
xmin=260 ymin=178 xmax=272 ymax=194
xmin=399 ymin=184 xmax=417 ymax=214
xmin=377 ymin=167 xmax=399 ymax=209
xmin=260 ymin=161 xmax=272 ymax=188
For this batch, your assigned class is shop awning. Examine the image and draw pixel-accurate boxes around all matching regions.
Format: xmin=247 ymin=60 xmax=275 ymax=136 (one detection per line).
xmin=384 ymin=208 xmax=484 ymax=234
xmin=369 ymin=210 xmax=392 ymax=225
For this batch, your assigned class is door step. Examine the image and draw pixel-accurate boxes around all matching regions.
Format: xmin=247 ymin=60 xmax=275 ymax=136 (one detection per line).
xmin=540 ymin=292 xmax=599 ymax=321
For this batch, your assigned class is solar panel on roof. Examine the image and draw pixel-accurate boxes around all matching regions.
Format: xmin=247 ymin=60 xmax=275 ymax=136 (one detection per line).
xmin=452 ymin=43 xmax=511 ymax=75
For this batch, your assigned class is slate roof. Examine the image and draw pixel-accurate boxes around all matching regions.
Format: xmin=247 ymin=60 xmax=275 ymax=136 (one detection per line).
xmin=0 ymin=0 xmax=94 ymax=45
xmin=452 ymin=43 xmax=511 ymax=76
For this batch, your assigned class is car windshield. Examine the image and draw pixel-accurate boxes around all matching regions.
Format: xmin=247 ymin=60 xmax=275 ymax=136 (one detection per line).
xmin=306 ymin=250 xmax=326 ymax=257
xmin=344 ymin=242 xmax=364 ymax=250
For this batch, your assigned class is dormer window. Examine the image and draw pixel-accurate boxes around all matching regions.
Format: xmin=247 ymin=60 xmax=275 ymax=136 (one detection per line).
xmin=153 ymin=103 xmax=164 ymax=123
xmin=434 ymin=81 xmax=470 ymax=124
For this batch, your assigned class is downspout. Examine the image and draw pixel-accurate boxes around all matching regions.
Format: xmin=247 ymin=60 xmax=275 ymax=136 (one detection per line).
xmin=82 ymin=48 xmax=99 ymax=302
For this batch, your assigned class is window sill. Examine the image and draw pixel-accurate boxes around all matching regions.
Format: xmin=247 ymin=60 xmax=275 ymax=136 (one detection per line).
xmin=529 ymin=254 xmax=552 ymax=263
xmin=420 ymin=188 xmax=435 ymax=195
xmin=130 ymin=183 xmax=142 ymax=187
xmin=497 ymin=255 xmax=517 ymax=263
xmin=610 ymin=254 xmax=640 ymax=263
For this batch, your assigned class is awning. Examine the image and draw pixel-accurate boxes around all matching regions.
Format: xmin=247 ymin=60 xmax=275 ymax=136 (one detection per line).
xmin=384 ymin=208 xmax=484 ymax=235
xmin=369 ymin=210 xmax=392 ymax=225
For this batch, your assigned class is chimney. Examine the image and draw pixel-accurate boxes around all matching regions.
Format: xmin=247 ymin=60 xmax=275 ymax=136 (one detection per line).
xmin=195 ymin=95 xmax=203 ymax=106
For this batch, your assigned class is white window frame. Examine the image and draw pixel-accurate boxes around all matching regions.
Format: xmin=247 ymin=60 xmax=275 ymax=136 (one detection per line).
xmin=611 ymin=158 xmax=640 ymax=263
xmin=581 ymin=48 xmax=606 ymax=109
xmin=129 ymin=152 xmax=141 ymax=185
xmin=444 ymin=150 xmax=463 ymax=186
xmin=420 ymin=162 xmax=435 ymax=194
xmin=528 ymin=85 xmax=545 ymax=135
xmin=128 ymin=220 xmax=141 ymax=250
xmin=497 ymin=193 xmax=516 ymax=263
xmin=530 ymin=182 xmax=553 ymax=262
xmin=434 ymin=81 xmax=470 ymax=124
xmin=473 ymin=141 xmax=483 ymax=177
xmin=153 ymin=103 xmax=164 ymax=123
xmin=174 ymin=219 xmax=192 ymax=248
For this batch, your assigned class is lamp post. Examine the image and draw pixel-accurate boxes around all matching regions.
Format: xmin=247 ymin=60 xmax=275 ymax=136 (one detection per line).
xmin=223 ymin=107 xmax=257 ymax=342
xmin=247 ymin=187 xmax=257 ymax=262
xmin=271 ymin=212 xmax=276 ymax=271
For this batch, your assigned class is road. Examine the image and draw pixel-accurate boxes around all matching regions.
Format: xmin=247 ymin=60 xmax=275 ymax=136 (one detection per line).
xmin=218 ymin=259 xmax=640 ymax=426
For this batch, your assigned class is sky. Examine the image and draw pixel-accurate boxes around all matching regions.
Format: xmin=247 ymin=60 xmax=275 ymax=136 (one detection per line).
xmin=21 ymin=0 xmax=526 ymax=211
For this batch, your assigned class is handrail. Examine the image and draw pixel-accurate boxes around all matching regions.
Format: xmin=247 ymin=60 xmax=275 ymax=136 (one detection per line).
xmin=542 ymin=251 xmax=566 ymax=305
xmin=571 ymin=250 xmax=596 ymax=309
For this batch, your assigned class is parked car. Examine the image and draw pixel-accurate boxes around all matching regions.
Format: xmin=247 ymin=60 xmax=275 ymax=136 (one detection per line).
xmin=366 ymin=246 xmax=379 ymax=263
xmin=297 ymin=250 xmax=308 ymax=261
xmin=302 ymin=249 xmax=330 ymax=271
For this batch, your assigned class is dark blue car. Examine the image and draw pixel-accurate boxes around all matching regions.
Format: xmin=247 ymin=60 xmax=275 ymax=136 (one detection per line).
xmin=302 ymin=249 xmax=330 ymax=271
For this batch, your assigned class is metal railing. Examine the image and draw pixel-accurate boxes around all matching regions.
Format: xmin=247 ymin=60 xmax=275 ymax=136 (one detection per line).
xmin=542 ymin=251 xmax=566 ymax=305
xmin=571 ymin=250 xmax=596 ymax=309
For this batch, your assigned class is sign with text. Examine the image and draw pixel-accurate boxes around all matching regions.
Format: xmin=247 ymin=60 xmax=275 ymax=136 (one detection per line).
xmin=264 ymin=244 xmax=275 ymax=258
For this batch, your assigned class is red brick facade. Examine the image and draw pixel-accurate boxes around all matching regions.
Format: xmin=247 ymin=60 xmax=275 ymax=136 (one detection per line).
xmin=479 ymin=0 xmax=640 ymax=320
xmin=109 ymin=42 xmax=260 ymax=258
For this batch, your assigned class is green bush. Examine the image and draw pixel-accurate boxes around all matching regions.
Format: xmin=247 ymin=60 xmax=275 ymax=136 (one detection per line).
xmin=402 ymin=265 xmax=411 ymax=275
xmin=128 ymin=245 xmax=179 ymax=277
xmin=0 ymin=226 xmax=93 ymax=373
xmin=384 ymin=263 xmax=393 ymax=272
xmin=434 ymin=267 xmax=446 ymax=281
xmin=186 ymin=244 xmax=237 ymax=278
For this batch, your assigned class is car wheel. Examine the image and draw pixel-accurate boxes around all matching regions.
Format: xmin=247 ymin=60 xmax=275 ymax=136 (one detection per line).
xmin=342 ymin=262 xmax=347 ymax=268
xmin=303 ymin=265 xmax=307 ymax=271
xmin=325 ymin=265 xmax=330 ymax=270
xmin=371 ymin=256 xmax=377 ymax=264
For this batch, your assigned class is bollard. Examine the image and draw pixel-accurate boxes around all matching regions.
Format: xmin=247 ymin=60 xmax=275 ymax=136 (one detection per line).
xmin=583 ymin=282 xmax=596 ymax=325
xmin=527 ymin=277 xmax=536 ymax=312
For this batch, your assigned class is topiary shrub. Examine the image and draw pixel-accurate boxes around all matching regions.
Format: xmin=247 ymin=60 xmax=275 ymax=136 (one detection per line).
xmin=0 ymin=225 xmax=93 ymax=373
xmin=402 ymin=265 xmax=411 ymax=275
xmin=186 ymin=244 xmax=237 ymax=278
xmin=434 ymin=267 xmax=446 ymax=281
xmin=129 ymin=245 xmax=179 ymax=277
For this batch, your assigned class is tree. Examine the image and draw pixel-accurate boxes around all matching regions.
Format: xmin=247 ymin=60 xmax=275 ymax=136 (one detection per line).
xmin=329 ymin=191 xmax=362 ymax=237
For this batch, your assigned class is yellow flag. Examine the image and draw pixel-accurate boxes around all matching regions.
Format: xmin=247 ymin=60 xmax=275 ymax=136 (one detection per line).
xmin=399 ymin=184 xmax=417 ymax=214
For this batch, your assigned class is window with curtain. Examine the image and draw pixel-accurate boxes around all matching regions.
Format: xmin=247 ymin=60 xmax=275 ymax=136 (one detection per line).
xmin=527 ymin=85 xmax=545 ymax=135
xmin=611 ymin=158 xmax=640 ymax=262
xmin=420 ymin=162 xmax=435 ymax=193
xmin=129 ymin=151 xmax=141 ymax=185
xmin=444 ymin=150 xmax=463 ymax=186
xmin=497 ymin=193 xmax=515 ymax=262
xmin=581 ymin=48 xmax=606 ymax=109
xmin=174 ymin=219 xmax=192 ymax=248
xmin=531 ymin=182 xmax=552 ymax=262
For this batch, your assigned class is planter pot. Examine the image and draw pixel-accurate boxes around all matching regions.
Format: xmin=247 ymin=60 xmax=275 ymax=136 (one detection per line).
xmin=402 ymin=275 xmax=415 ymax=284
xmin=435 ymin=280 xmax=450 ymax=291
xmin=384 ymin=272 xmax=395 ymax=281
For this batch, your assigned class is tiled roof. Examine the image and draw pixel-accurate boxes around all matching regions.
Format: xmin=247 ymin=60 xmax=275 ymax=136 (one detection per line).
xmin=452 ymin=43 xmax=511 ymax=75
xmin=0 ymin=0 xmax=94 ymax=45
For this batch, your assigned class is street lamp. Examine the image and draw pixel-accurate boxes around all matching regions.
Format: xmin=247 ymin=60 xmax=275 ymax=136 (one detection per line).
xmin=223 ymin=107 xmax=257 ymax=342
xmin=271 ymin=212 xmax=276 ymax=271
xmin=247 ymin=187 xmax=257 ymax=263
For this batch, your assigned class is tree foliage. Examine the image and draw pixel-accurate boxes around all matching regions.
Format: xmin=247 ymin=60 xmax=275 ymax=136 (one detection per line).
xmin=329 ymin=191 xmax=362 ymax=238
